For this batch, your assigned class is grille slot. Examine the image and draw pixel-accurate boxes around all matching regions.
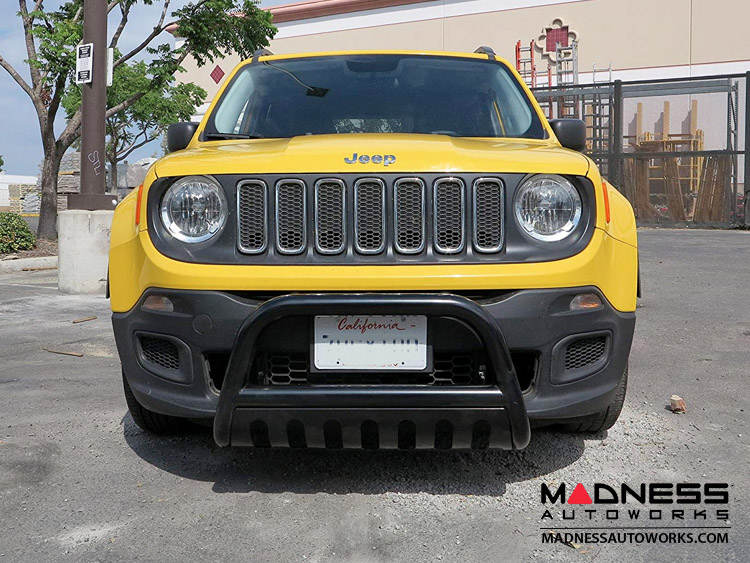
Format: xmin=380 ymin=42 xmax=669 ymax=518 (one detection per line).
xmin=472 ymin=178 xmax=504 ymax=253
xmin=314 ymin=179 xmax=346 ymax=254
xmin=354 ymin=178 xmax=386 ymax=254
xmin=139 ymin=336 xmax=180 ymax=372
xmin=260 ymin=352 xmax=486 ymax=386
xmin=394 ymin=178 xmax=425 ymax=254
xmin=275 ymin=180 xmax=306 ymax=254
xmin=564 ymin=336 xmax=607 ymax=371
xmin=237 ymin=180 xmax=267 ymax=253
xmin=433 ymin=178 xmax=466 ymax=253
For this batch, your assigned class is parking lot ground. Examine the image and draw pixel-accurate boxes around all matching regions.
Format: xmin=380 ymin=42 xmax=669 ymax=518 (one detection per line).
xmin=0 ymin=229 xmax=748 ymax=562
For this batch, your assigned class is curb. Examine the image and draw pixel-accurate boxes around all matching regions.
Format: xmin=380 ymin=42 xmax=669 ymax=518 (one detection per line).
xmin=0 ymin=256 xmax=58 ymax=274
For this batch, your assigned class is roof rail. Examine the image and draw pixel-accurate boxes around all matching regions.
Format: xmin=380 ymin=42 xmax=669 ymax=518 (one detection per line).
xmin=474 ymin=46 xmax=496 ymax=60
xmin=252 ymin=48 xmax=274 ymax=63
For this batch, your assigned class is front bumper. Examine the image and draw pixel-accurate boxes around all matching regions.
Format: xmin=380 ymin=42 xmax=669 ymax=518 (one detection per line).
xmin=113 ymin=286 xmax=635 ymax=449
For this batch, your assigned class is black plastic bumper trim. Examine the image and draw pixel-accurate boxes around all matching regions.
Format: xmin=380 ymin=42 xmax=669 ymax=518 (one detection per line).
xmin=213 ymin=293 xmax=531 ymax=449
xmin=231 ymin=408 xmax=512 ymax=449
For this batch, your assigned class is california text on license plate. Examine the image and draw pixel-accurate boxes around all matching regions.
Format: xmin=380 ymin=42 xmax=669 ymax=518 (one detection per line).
xmin=313 ymin=315 xmax=427 ymax=370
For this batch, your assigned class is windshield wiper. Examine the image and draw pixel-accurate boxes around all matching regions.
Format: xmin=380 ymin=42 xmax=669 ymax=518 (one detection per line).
xmin=203 ymin=132 xmax=265 ymax=140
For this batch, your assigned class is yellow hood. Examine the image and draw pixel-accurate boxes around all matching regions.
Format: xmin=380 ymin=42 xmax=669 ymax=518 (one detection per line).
xmin=153 ymin=134 xmax=590 ymax=178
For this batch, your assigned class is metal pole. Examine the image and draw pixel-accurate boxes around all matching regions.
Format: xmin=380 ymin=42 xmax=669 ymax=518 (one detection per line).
xmin=611 ymin=80 xmax=623 ymax=187
xmin=68 ymin=0 xmax=115 ymax=210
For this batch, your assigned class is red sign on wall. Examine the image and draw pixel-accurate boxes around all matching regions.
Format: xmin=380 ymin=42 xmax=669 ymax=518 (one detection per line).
xmin=546 ymin=26 xmax=569 ymax=52
xmin=210 ymin=65 xmax=225 ymax=84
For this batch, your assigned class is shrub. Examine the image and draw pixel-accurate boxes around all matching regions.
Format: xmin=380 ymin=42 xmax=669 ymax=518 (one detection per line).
xmin=0 ymin=212 xmax=36 ymax=254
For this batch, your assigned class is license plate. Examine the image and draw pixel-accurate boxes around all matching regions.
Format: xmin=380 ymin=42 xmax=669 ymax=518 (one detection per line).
xmin=313 ymin=315 xmax=427 ymax=370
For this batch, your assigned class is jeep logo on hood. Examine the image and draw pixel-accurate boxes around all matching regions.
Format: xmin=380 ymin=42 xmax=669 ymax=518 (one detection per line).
xmin=344 ymin=153 xmax=396 ymax=166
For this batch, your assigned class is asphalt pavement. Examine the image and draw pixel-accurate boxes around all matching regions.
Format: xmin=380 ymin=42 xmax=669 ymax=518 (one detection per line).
xmin=0 ymin=229 xmax=748 ymax=562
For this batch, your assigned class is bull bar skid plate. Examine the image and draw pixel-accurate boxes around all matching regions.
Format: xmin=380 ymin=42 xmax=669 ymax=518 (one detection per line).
xmin=213 ymin=293 xmax=531 ymax=450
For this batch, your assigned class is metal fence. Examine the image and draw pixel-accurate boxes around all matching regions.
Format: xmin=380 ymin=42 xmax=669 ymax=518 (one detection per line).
xmin=533 ymin=73 xmax=748 ymax=226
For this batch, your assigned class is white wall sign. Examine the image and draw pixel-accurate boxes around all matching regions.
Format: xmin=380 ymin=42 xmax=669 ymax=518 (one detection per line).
xmin=75 ymin=43 xmax=93 ymax=84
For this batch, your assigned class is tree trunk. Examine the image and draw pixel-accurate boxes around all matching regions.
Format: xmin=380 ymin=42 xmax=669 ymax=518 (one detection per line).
xmin=109 ymin=157 xmax=118 ymax=194
xmin=37 ymin=148 xmax=62 ymax=240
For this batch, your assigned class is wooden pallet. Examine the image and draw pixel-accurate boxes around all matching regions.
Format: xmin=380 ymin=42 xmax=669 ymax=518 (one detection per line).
xmin=694 ymin=156 xmax=730 ymax=222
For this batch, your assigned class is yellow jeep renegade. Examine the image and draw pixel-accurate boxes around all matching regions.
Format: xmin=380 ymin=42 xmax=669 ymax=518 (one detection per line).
xmin=109 ymin=48 xmax=638 ymax=450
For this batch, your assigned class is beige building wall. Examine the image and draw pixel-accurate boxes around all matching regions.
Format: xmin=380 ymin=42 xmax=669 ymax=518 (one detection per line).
xmin=178 ymin=0 xmax=750 ymax=103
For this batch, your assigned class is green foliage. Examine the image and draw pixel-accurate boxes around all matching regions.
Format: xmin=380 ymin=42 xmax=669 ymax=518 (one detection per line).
xmin=63 ymin=55 xmax=207 ymax=165
xmin=0 ymin=213 xmax=36 ymax=254
xmin=0 ymin=155 xmax=4 ymax=172
xmin=173 ymin=0 xmax=275 ymax=67
xmin=28 ymin=1 xmax=83 ymax=93
xmin=4 ymin=0 xmax=275 ymax=237
xmin=58 ymin=1 xmax=275 ymax=163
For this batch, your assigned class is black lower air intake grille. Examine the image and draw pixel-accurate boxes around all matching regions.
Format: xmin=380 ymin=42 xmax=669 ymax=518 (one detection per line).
xmin=564 ymin=336 xmax=607 ymax=371
xmin=139 ymin=336 xmax=180 ymax=371
xmin=259 ymin=352 xmax=487 ymax=386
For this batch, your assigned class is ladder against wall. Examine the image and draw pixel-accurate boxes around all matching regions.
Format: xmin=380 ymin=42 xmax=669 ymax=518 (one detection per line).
xmin=583 ymin=62 xmax=613 ymax=174
xmin=515 ymin=40 xmax=536 ymax=87
xmin=515 ymin=39 xmax=554 ymax=118
xmin=555 ymin=40 xmax=579 ymax=117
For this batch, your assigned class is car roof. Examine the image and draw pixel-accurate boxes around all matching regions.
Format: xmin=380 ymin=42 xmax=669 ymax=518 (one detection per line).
xmin=241 ymin=49 xmax=513 ymax=68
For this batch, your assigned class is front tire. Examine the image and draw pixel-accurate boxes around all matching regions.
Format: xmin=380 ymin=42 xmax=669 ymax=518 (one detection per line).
xmin=558 ymin=366 xmax=628 ymax=433
xmin=122 ymin=372 xmax=191 ymax=434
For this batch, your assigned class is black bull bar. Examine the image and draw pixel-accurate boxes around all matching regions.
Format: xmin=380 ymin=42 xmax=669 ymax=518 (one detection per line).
xmin=213 ymin=294 xmax=531 ymax=450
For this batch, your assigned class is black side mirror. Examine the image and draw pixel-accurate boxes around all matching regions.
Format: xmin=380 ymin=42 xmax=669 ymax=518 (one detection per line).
xmin=549 ymin=119 xmax=587 ymax=152
xmin=167 ymin=122 xmax=199 ymax=152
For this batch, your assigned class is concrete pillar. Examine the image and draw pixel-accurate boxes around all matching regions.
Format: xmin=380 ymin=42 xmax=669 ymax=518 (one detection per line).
xmin=58 ymin=209 xmax=115 ymax=294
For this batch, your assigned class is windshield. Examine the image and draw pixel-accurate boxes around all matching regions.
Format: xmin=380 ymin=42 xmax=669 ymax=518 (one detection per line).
xmin=204 ymin=55 xmax=546 ymax=140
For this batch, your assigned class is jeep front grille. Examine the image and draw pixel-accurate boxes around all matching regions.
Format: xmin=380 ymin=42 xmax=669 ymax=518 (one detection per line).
xmin=275 ymin=179 xmax=306 ymax=254
xmin=238 ymin=176 xmax=505 ymax=258
xmin=394 ymin=178 xmax=425 ymax=253
xmin=433 ymin=178 xmax=466 ymax=254
xmin=314 ymin=179 xmax=346 ymax=254
xmin=354 ymin=178 xmax=386 ymax=254
xmin=237 ymin=180 xmax=267 ymax=253
xmin=472 ymin=178 xmax=504 ymax=253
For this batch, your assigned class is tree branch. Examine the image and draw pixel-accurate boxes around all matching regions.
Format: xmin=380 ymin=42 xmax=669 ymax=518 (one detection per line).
xmin=57 ymin=106 xmax=82 ymax=149
xmin=18 ymin=0 xmax=41 ymax=90
xmin=110 ymin=3 xmax=131 ymax=49
xmin=0 ymin=53 xmax=35 ymax=101
xmin=108 ymin=47 xmax=191 ymax=119
xmin=119 ymin=134 xmax=159 ymax=160
xmin=114 ymin=0 xmax=172 ymax=69
xmin=106 ymin=91 xmax=147 ymax=119
xmin=46 ymin=73 xmax=67 ymax=124
xmin=0 ymin=51 xmax=47 ymax=126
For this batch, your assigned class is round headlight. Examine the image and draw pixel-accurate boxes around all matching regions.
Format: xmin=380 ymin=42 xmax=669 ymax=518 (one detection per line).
xmin=160 ymin=176 xmax=227 ymax=243
xmin=514 ymin=174 xmax=582 ymax=242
